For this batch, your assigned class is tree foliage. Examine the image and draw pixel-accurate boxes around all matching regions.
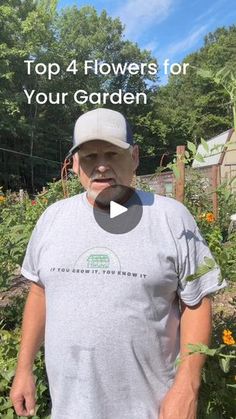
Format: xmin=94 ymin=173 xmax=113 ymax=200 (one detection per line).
xmin=0 ymin=0 xmax=157 ymax=191
xmin=0 ymin=1 xmax=235 ymax=189
xmin=146 ymin=25 xmax=236 ymax=156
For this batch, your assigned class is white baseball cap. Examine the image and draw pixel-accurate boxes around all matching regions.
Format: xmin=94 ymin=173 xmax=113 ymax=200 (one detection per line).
xmin=68 ymin=108 xmax=133 ymax=157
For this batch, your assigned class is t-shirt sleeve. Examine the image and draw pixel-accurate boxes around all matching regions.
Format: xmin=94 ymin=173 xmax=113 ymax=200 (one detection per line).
xmin=174 ymin=205 xmax=226 ymax=306
xmin=21 ymin=215 xmax=45 ymax=288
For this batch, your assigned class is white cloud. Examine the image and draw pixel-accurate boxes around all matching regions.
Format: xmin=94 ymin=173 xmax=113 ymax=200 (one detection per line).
xmin=114 ymin=0 xmax=173 ymax=39
xmin=167 ymin=24 xmax=209 ymax=56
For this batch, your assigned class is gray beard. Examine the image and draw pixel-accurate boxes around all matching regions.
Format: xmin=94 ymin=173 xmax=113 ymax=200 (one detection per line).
xmin=87 ymin=185 xmax=128 ymax=208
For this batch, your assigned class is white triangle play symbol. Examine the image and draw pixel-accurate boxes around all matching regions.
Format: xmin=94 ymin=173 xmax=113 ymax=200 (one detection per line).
xmin=110 ymin=201 xmax=128 ymax=219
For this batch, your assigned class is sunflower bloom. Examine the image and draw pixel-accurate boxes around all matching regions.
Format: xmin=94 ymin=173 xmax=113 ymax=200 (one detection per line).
xmin=205 ymin=212 xmax=215 ymax=223
xmin=222 ymin=329 xmax=235 ymax=345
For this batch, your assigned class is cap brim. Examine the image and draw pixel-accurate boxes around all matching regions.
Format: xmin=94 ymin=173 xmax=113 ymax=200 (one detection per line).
xmin=68 ymin=137 xmax=131 ymax=156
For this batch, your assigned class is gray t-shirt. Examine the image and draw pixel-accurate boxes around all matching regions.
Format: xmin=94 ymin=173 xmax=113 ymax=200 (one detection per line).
xmin=21 ymin=191 xmax=225 ymax=419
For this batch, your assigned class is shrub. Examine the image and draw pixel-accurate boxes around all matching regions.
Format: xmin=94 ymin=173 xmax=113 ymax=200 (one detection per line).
xmin=0 ymin=329 xmax=51 ymax=419
xmin=184 ymin=169 xmax=236 ymax=282
xmin=0 ymin=177 xmax=83 ymax=290
xmin=0 ymin=296 xmax=26 ymax=331
xmin=194 ymin=310 xmax=236 ymax=418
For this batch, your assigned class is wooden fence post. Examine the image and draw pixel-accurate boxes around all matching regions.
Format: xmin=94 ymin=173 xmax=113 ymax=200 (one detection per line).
xmin=175 ymin=145 xmax=185 ymax=202
xmin=19 ymin=189 xmax=24 ymax=203
xmin=212 ymin=165 xmax=218 ymax=220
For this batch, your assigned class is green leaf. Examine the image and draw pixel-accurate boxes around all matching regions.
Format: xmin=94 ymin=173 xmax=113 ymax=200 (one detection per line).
xmin=187 ymin=141 xmax=196 ymax=154
xmin=0 ymin=400 xmax=13 ymax=412
xmin=224 ymin=190 xmax=232 ymax=202
xmin=200 ymin=137 xmax=209 ymax=153
xmin=186 ymin=258 xmax=216 ymax=282
xmin=3 ymin=408 xmax=14 ymax=419
xmin=187 ymin=343 xmax=217 ymax=356
xmin=185 ymin=274 xmax=196 ymax=282
xmin=197 ymin=68 xmax=213 ymax=79
xmin=219 ymin=357 xmax=230 ymax=373
xmin=194 ymin=153 xmax=205 ymax=163
xmin=204 ymin=257 xmax=215 ymax=269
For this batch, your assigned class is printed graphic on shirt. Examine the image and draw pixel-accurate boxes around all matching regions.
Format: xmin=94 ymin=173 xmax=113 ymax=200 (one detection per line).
xmin=87 ymin=254 xmax=110 ymax=269
xmin=75 ymin=247 xmax=121 ymax=270
xmin=49 ymin=247 xmax=147 ymax=279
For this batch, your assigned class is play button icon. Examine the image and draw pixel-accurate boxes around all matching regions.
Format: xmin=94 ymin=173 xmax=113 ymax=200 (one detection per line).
xmin=110 ymin=201 xmax=128 ymax=219
xmin=93 ymin=185 xmax=143 ymax=234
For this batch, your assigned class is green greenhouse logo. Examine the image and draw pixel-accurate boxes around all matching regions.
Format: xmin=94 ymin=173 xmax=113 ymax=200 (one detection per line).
xmin=87 ymin=254 xmax=110 ymax=269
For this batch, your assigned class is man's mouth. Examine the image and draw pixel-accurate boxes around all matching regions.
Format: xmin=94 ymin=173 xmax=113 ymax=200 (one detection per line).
xmin=92 ymin=178 xmax=115 ymax=184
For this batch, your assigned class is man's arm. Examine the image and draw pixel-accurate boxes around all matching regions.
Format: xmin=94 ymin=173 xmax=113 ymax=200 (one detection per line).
xmin=159 ymin=296 xmax=212 ymax=419
xmin=10 ymin=282 xmax=46 ymax=417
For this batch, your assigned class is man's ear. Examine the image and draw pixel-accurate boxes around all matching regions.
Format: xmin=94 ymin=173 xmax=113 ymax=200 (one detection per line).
xmin=132 ymin=145 xmax=139 ymax=172
xmin=72 ymin=152 xmax=79 ymax=175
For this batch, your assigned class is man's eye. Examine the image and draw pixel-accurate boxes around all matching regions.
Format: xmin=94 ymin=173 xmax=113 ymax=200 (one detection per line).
xmin=107 ymin=152 xmax=118 ymax=157
xmin=84 ymin=154 xmax=96 ymax=159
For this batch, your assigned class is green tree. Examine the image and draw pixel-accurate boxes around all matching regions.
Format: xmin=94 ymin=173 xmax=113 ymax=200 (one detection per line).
xmin=0 ymin=2 xmax=158 ymax=191
xmin=148 ymin=25 xmax=236 ymax=156
xmin=0 ymin=0 xmax=57 ymax=191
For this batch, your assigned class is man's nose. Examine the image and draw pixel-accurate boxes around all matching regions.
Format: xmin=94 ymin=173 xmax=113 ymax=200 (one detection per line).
xmin=96 ymin=160 xmax=110 ymax=172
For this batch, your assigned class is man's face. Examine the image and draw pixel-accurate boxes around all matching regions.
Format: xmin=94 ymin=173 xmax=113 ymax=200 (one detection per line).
xmin=72 ymin=140 xmax=139 ymax=206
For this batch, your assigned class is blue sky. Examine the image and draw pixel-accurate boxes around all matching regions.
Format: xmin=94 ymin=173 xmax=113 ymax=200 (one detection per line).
xmin=58 ymin=0 xmax=236 ymax=83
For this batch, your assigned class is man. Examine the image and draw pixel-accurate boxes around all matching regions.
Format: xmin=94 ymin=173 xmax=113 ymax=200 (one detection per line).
xmin=10 ymin=108 xmax=225 ymax=419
